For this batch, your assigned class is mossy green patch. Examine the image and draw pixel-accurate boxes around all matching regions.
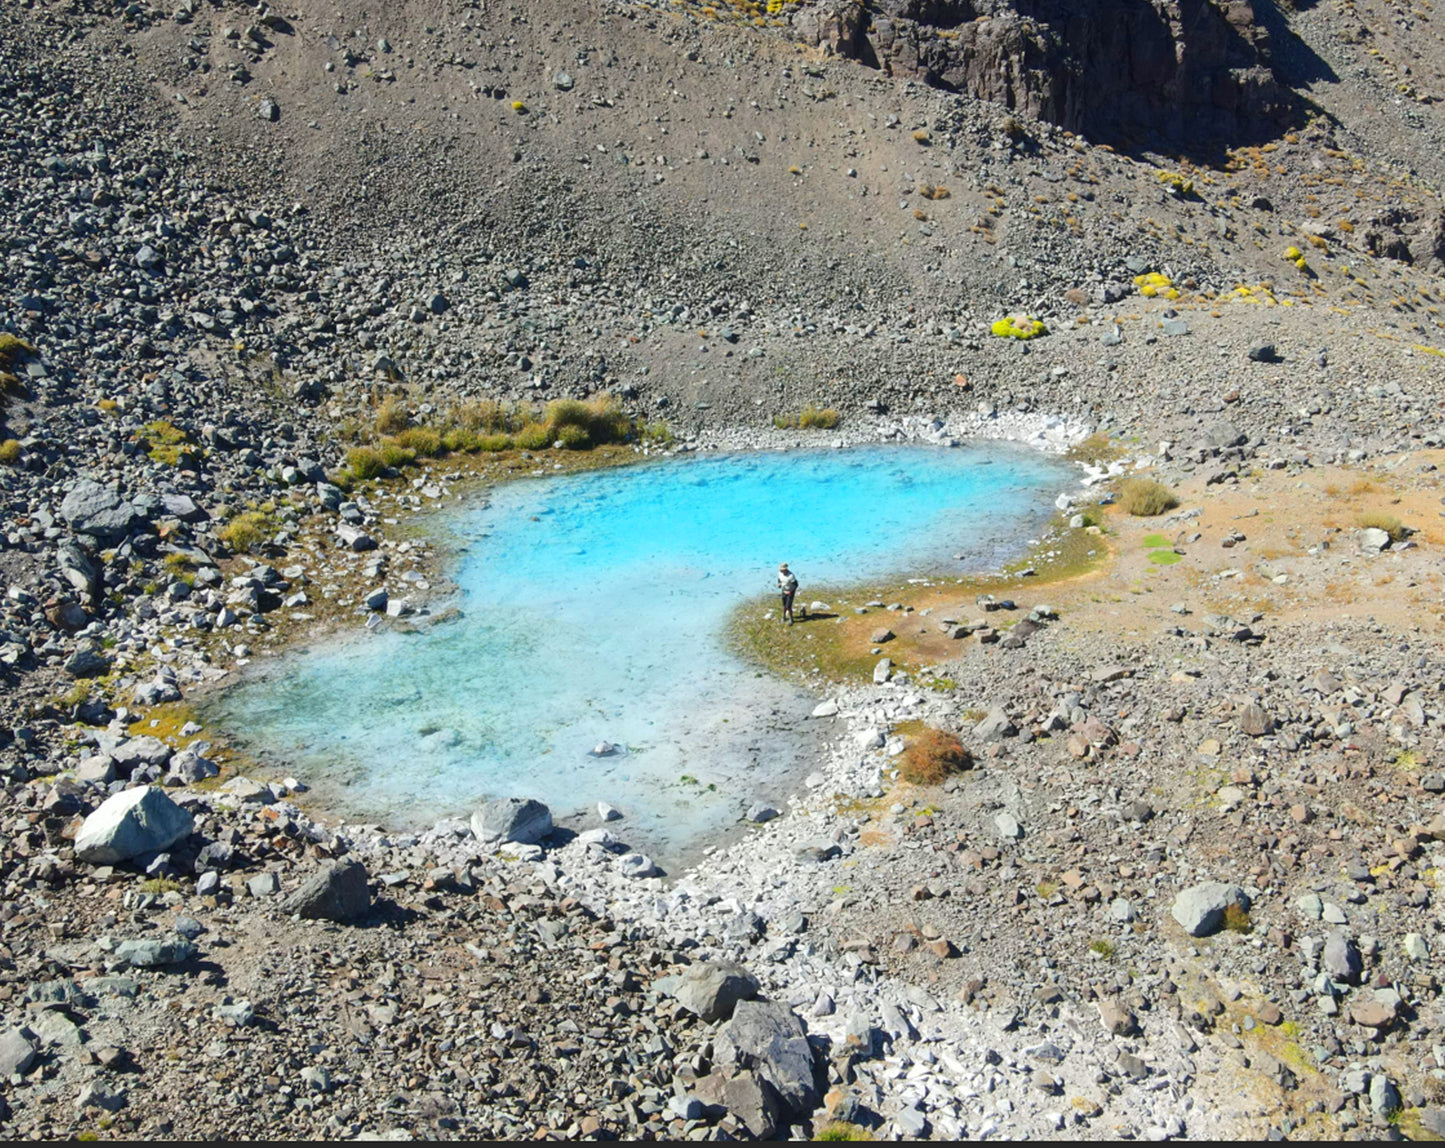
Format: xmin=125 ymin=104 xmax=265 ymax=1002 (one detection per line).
xmin=1141 ymin=533 xmax=1169 ymax=548
xmin=1148 ymin=549 xmax=1182 ymax=565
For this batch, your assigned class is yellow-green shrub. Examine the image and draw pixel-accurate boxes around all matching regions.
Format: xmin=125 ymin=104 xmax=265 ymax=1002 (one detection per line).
xmin=0 ymin=333 xmax=34 ymax=367
xmin=991 ymin=315 xmax=1047 ymax=339
xmin=378 ymin=441 xmax=415 ymax=468
xmin=0 ymin=439 xmax=20 ymax=465
xmin=346 ymin=446 xmax=385 ymax=480
xmin=556 ymin=423 xmax=590 ymax=450
xmin=374 ymin=395 xmax=409 ymax=435
xmin=544 ymin=396 xmax=631 ymax=445
xmin=453 ymin=400 xmax=515 ymax=434
xmin=142 ymin=419 xmax=191 ymax=466
xmin=1118 ymin=477 xmax=1179 ymax=516
xmin=798 ymin=405 xmax=840 ymax=429
xmin=513 ymin=422 xmax=553 ymax=450
xmin=1133 ymin=271 xmax=1178 ymax=300
xmin=392 ymin=427 xmax=443 ymax=456
xmin=476 ymin=433 xmax=513 ymax=452
xmin=441 ymin=428 xmax=482 ymax=454
xmin=217 ymin=510 xmax=272 ymax=554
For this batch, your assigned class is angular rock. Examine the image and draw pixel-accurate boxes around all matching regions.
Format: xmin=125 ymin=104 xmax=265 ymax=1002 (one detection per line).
xmin=74 ymin=786 xmax=194 ymax=865
xmin=692 ymin=1069 xmax=784 ymax=1139
xmin=282 ymin=859 xmax=371 ymax=922
xmin=110 ymin=736 xmax=173 ymax=772
xmin=63 ymin=646 xmax=111 ymax=679
xmin=471 ymin=798 xmax=552 ymax=846
xmin=669 ymin=961 xmax=760 ymax=1022
xmin=715 ymin=999 xmax=821 ymax=1117
xmin=1322 ymin=932 xmax=1363 ymax=983
xmin=0 ymin=1028 xmax=38 ymax=1077
xmin=60 ymin=480 xmax=142 ymax=545
xmin=1238 ymin=702 xmax=1273 ymax=737
xmin=1358 ymin=527 xmax=1391 ymax=553
xmin=975 ymin=707 xmax=1016 ymax=741
xmin=616 ymin=852 xmax=659 ymax=879
xmin=1171 ymin=881 xmax=1249 ymax=937
xmin=113 ymin=937 xmax=197 ymax=968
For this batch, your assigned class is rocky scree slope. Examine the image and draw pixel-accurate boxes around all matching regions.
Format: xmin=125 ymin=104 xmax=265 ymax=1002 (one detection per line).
xmin=0 ymin=0 xmax=1443 ymax=1140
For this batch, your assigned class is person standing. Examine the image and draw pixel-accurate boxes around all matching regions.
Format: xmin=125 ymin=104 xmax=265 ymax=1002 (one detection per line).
xmin=777 ymin=562 xmax=799 ymax=625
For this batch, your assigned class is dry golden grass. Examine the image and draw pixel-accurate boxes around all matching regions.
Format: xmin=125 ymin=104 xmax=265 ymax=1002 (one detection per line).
xmin=1357 ymin=510 xmax=1407 ymax=541
xmin=374 ymin=395 xmax=409 ymax=436
xmin=1118 ymin=477 xmax=1180 ymax=516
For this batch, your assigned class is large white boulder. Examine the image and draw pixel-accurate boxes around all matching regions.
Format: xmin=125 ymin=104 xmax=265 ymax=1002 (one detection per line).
xmin=73 ymin=786 xmax=194 ymax=864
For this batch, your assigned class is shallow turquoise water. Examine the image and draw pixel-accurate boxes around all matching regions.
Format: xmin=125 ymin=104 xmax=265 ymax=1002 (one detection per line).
xmin=207 ymin=444 xmax=1070 ymax=853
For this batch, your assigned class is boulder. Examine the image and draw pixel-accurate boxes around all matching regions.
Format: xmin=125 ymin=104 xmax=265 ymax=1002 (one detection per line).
xmin=1322 ymin=931 xmax=1363 ymax=983
xmin=74 ymin=786 xmax=194 ymax=865
xmin=165 ymin=750 xmax=219 ymax=786
xmin=692 ymin=1069 xmax=785 ymax=1139
xmin=114 ymin=938 xmax=197 ymax=968
xmin=1358 ymin=527 xmax=1391 ymax=553
xmin=63 ymin=646 xmax=111 ymax=679
xmin=616 ymin=852 xmax=659 ymax=879
xmin=668 ymin=961 xmax=760 ymax=1022
xmin=0 ymin=1028 xmax=38 ymax=1076
xmin=282 ymin=859 xmax=371 ymax=923
xmin=110 ymin=736 xmax=173 ymax=773
xmin=975 ymin=707 xmax=1016 ymax=741
xmin=715 ymin=1000 xmax=821 ymax=1116
xmin=471 ymin=798 xmax=553 ymax=846
xmin=60 ymin=480 xmax=142 ymax=545
xmin=1238 ymin=702 xmax=1274 ymax=736
xmin=1170 ymin=881 xmax=1249 ymax=937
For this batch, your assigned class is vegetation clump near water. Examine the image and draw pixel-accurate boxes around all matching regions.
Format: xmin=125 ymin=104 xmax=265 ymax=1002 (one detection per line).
xmin=336 ymin=393 xmax=662 ymax=485
xmin=774 ymin=405 xmax=841 ymax=430
xmin=897 ymin=727 xmax=972 ymax=785
xmin=991 ymin=314 xmax=1047 ymax=340
xmin=1117 ymin=477 xmax=1180 ymax=516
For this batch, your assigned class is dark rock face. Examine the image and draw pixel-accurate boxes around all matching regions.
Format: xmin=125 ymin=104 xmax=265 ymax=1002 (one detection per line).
xmin=793 ymin=0 xmax=1289 ymax=148
xmin=281 ymin=859 xmax=372 ymax=923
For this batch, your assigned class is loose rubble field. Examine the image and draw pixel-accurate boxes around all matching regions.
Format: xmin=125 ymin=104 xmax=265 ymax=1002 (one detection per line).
xmin=2 ymin=0 xmax=1445 ymax=1141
